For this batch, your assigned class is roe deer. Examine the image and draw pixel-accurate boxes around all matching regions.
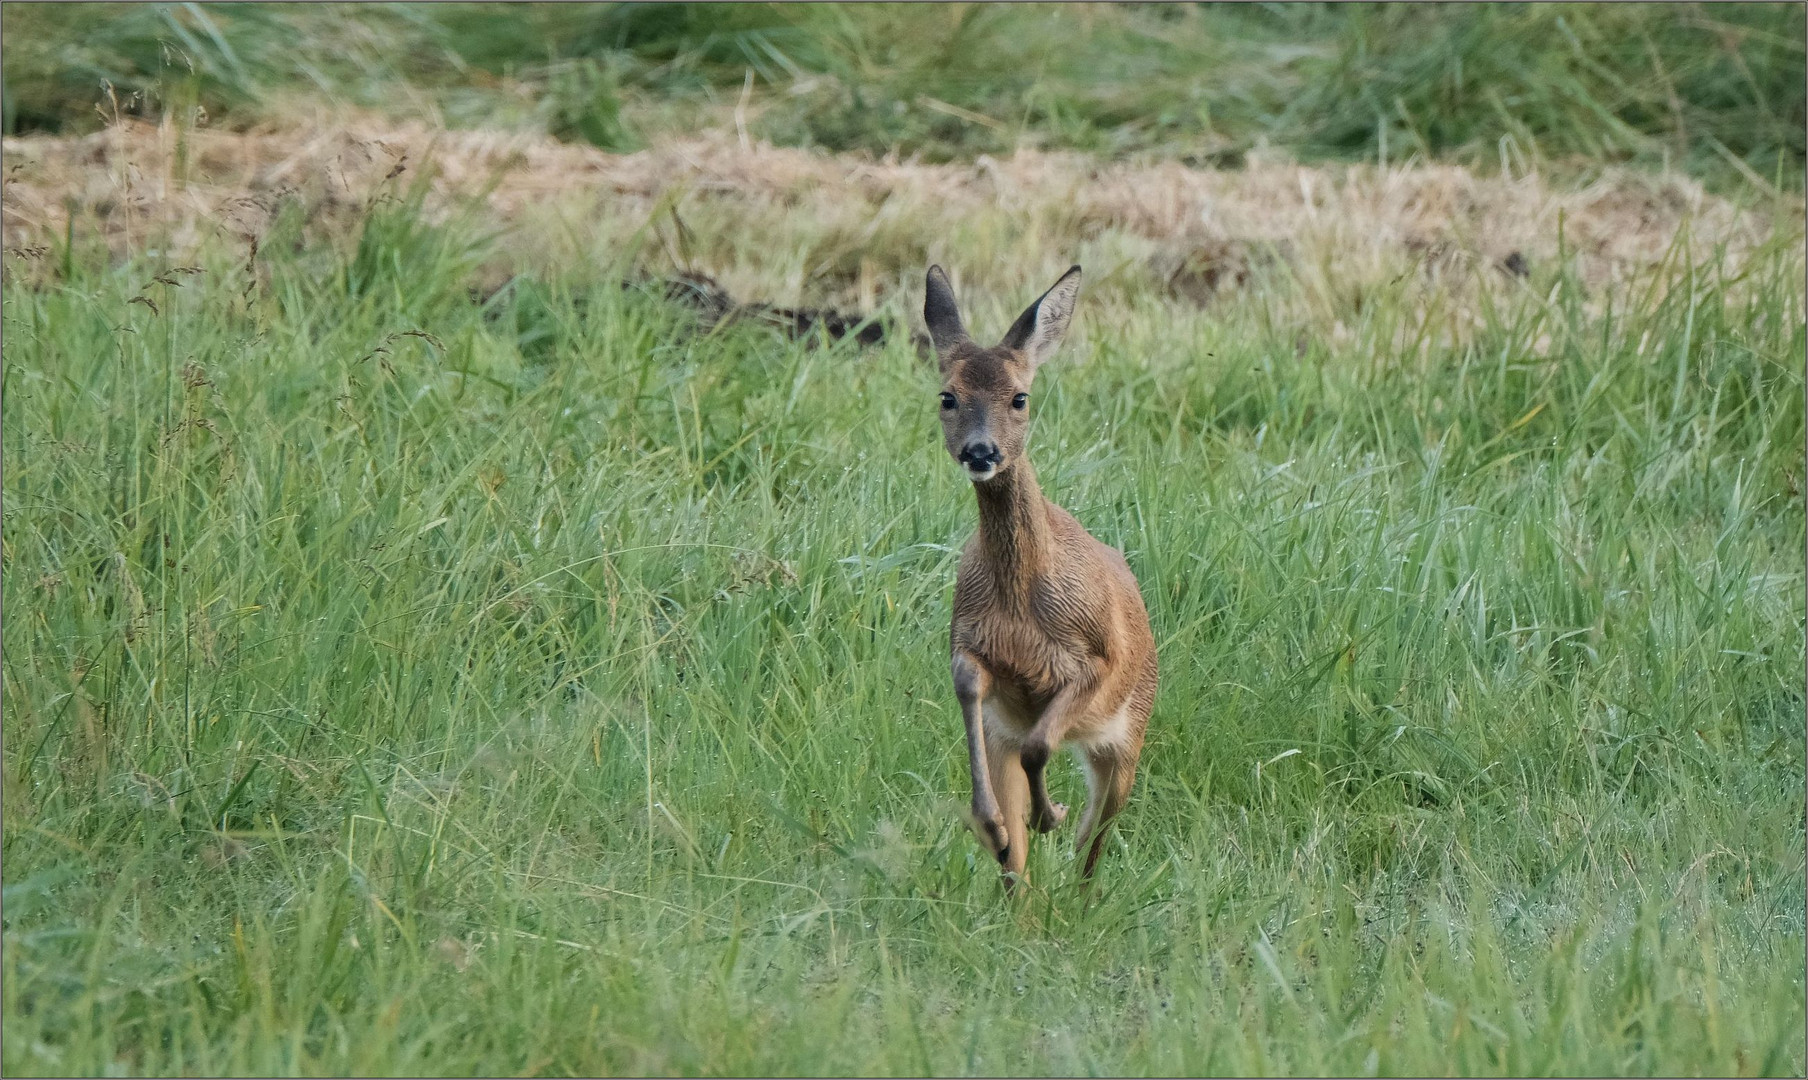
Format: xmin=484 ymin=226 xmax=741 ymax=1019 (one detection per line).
xmin=925 ymin=264 xmax=1158 ymax=887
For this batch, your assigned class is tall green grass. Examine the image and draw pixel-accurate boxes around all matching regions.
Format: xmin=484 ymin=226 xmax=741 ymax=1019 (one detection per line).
xmin=2 ymin=176 xmax=1802 ymax=1073
xmin=5 ymin=3 xmax=1804 ymax=186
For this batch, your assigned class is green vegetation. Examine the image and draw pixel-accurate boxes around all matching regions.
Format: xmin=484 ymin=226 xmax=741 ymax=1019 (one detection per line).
xmin=3 ymin=158 xmax=1802 ymax=1072
xmin=5 ymin=2 xmax=1805 ymax=184
xmin=4 ymin=3 xmax=1804 ymax=1075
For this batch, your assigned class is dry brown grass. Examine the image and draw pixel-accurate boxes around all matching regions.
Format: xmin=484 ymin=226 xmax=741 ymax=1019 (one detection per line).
xmin=3 ymin=112 xmax=1793 ymax=324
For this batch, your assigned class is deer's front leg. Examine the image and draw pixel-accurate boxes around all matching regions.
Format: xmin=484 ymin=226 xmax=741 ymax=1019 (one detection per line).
xmin=1021 ymin=672 xmax=1101 ymax=834
xmin=952 ymin=650 xmax=1010 ymax=863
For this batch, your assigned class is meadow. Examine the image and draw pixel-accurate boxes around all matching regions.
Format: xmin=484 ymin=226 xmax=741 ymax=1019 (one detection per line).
xmin=3 ymin=3 xmax=1805 ymax=1076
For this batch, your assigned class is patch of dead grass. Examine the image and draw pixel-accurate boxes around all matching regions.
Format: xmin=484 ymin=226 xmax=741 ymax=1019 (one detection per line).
xmin=3 ymin=113 xmax=1794 ymax=327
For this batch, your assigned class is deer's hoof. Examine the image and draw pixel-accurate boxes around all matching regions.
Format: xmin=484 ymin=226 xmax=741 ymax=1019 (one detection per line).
xmin=1032 ymin=801 xmax=1068 ymax=833
xmin=974 ymin=814 xmax=1010 ymax=858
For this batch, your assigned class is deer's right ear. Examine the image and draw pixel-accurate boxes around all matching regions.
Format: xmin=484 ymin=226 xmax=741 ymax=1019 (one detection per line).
xmin=924 ymin=265 xmax=968 ymax=358
xmin=999 ymin=265 xmax=1081 ymax=369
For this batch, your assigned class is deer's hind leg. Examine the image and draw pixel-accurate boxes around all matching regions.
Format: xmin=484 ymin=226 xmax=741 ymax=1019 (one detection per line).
xmin=986 ymin=733 xmax=1031 ymax=885
xmin=1074 ymin=743 xmax=1138 ymax=880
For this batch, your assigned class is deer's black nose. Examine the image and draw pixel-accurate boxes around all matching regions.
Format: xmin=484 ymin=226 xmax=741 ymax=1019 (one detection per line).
xmin=959 ymin=441 xmax=1002 ymax=469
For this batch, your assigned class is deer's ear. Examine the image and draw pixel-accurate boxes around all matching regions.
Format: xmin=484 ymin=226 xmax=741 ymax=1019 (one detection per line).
xmin=924 ymin=265 xmax=968 ymax=357
xmin=1000 ymin=265 xmax=1081 ymax=368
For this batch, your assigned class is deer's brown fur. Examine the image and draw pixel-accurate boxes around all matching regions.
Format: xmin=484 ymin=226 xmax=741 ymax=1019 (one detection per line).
xmin=925 ymin=264 xmax=1158 ymax=886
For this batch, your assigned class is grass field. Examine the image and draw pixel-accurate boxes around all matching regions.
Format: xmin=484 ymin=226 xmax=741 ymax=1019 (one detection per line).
xmin=5 ymin=3 xmax=1805 ymax=186
xmin=4 ymin=4 xmax=1806 ymax=1077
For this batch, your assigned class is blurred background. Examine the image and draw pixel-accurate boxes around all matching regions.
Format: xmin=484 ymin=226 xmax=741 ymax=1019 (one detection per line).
xmin=5 ymin=2 xmax=1804 ymax=189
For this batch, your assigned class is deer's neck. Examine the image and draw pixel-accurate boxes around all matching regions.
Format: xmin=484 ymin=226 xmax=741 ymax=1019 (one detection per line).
xmin=972 ymin=459 xmax=1052 ymax=592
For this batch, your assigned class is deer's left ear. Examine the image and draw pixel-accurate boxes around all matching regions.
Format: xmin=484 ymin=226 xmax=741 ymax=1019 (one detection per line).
xmin=999 ymin=265 xmax=1081 ymax=368
xmin=924 ymin=265 xmax=969 ymax=357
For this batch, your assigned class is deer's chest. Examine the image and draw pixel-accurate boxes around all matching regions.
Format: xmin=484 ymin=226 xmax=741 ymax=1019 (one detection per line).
xmin=953 ymin=577 xmax=1103 ymax=703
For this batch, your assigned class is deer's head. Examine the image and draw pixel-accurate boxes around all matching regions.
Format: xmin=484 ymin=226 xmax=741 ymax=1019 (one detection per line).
xmin=924 ymin=264 xmax=1082 ymax=483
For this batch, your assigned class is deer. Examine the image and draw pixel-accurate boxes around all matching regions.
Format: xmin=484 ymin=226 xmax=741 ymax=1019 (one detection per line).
xmin=924 ymin=264 xmax=1158 ymax=888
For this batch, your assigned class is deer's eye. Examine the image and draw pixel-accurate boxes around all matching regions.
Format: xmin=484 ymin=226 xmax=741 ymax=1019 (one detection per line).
xmin=940 ymin=392 xmax=958 ymax=411
xmin=1011 ymin=393 xmax=1029 ymax=410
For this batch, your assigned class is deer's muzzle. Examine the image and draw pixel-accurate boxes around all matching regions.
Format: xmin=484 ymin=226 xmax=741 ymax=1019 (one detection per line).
xmin=958 ymin=440 xmax=1003 ymax=478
